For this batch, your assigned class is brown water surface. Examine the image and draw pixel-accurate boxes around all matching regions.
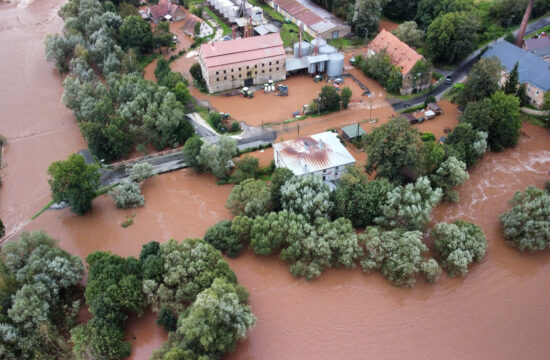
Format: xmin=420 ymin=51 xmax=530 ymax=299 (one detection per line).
xmin=3 ymin=0 xmax=550 ymax=359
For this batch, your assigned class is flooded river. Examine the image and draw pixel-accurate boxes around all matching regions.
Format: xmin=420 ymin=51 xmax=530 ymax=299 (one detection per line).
xmin=1 ymin=0 xmax=550 ymax=359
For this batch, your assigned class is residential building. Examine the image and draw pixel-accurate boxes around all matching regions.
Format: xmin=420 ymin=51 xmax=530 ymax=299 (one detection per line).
xmin=198 ymin=33 xmax=286 ymax=93
xmin=147 ymin=0 xmax=186 ymax=23
xmin=483 ymin=40 xmax=550 ymax=108
xmin=266 ymin=0 xmax=350 ymax=40
xmin=183 ymin=15 xmax=213 ymax=38
xmin=273 ymin=132 xmax=356 ymax=181
xmin=523 ymin=33 xmax=550 ymax=61
xmin=367 ymin=29 xmax=432 ymax=95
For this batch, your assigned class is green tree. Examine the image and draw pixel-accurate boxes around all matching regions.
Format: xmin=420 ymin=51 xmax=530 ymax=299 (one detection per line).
xmin=415 ymin=0 xmax=476 ymax=29
xmin=142 ymin=239 xmax=237 ymax=312
xmin=126 ymin=162 xmax=154 ymax=182
xmin=376 ymin=176 xmax=443 ymax=231
xmin=248 ymin=210 xmax=308 ymax=255
xmin=425 ymin=11 xmax=479 ymax=64
xmin=460 ymin=98 xmax=494 ymax=132
xmin=430 ymin=156 xmax=469 ymax=202
xmin=280 ymin=174 xmax=332 ymax=222
xmin=358 ymin=227 xmax=441 ymax=287
xmin=231 ymin=156 xmax=261 ymax=183
xmin=383 ymin=0 xmax=419 ymax=21
xmin=198 ymin=135 xmax=238 ymax=179
xmin=154 ymin=58 xmax=171 ymax=84
xmin=182 ymin=136 xmax=204 ymax=172
xmin=445 ymin=123 xmax=488 ymax=168
xmin=500 ymin=186 xmax=550 ymax=252
xmin=458 ymin=57 xmax=502 ymax=104
xmin=502 ymin=62 xmax=519 ymax=95
xmin=420 ymin=139 xmax=445 ymax=174
xmin=176 ymin=278 xmax=256 ymax=357
xmin=488 ymin=90 xmax=521 ymax=151
xmin=204 ymin=220 xmax=243 ymax=257
xmin=392 ymin=21 xmax=425 ymax=47
xmin=364 ymin=117 xmax=423 ymax=184
xmin=119 ymin=15 xmax=152 ymax=51
xmin=109 ymin=181 xmax=144 ymax=208
xmin=331 ymin=166 xmax=394 ymax=227
xmin=194 ymin=21 xmax=201 ymax=35
xmin=173 ymin=81 xmax=192 ymax=106
xmin=340 ymin=86 xmax=352 ymax=109
xmin=80 ymin=118 xmax=132 ymax=162
xmin=319 ymin=85 xmax=341 ymax=112
xmin=156 ymin=307 xmax=178 ymax=332
xmin=47 ymin=153 xmax=100 ymax=215
xmin=225 ymin=178 xmax=271 ymax=217
xmin=190 ymin=62 xmax=206 ymax=90
xmin=431 ymin=220 xmax=487 ymax=277
xmin=270 ymin=168 xmax=294 ymax=211
xmin=350 ymin=0 xmax=382 ymax=38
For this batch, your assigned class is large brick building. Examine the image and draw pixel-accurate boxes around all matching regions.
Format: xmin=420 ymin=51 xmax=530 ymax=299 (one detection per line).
xmin=367 ymin=29 xmax=432 ymax=95
xmin=198 ymin=33 xmax=287 ymax=93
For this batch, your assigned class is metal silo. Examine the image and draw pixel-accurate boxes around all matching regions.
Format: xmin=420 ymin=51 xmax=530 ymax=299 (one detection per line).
xmin=293 ymin=41 xmax=311 ymax=57
xmin=310 ymin=38 xmax=327 ymax=50
xmin=319 ymin=45 xmax=336 ymax=55
xmin=317 ymin=61 xmax=326 ymax=73
xmin=327 ymin=53 xmax=344 ymax=77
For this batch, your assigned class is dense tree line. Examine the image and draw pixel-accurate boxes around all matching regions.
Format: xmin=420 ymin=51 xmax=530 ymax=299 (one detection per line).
xmin=46 ymin=0 xmax=194 ymax=162
xmin=354 ymin=54 xmax=403 ymax=94
xmin=0 ymin=231 xmax=84 ymax=359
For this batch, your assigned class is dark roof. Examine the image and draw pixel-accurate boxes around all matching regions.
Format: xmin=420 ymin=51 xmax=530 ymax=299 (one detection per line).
xmin=524 ymin=35 xmax=550 ymax=51
xmin=482 ymin=40 xmax=550 ymax=91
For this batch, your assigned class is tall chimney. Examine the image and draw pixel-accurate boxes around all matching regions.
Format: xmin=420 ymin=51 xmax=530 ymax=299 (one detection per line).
xmin=516 ymin=0 xmax=534 ymax=47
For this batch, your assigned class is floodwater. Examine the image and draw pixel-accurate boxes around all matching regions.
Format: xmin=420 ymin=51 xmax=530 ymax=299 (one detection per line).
xmin=2 ymin=0 xmax=550 ymax=359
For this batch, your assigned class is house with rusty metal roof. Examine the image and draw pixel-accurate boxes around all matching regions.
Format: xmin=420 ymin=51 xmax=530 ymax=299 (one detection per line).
xmin=273 ymin=132 xmax=356 ymax=180
xmin=367 ymin=29 xmax=432 ymax=95
xmin=266 ymin=0 xmax=350 ymax=40
xmin=198 ymin=33 xmax=286 ymax=93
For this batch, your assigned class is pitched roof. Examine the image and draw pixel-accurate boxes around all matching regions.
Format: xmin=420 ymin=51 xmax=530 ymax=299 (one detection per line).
xmin=341 ymin=124 xmax=366 ymax=139
xmin=368 ymin=29 xmax=423 ymax=75
xmin=148 ymin=0 xmax=180 ymax=20
xmin=524 ymin=35 xmax=550 ymax=51
xmin=200 ymin=33 xmax=285 ymax=70
xmin=272 ymin=0 xmax=349 ymax=34
xmin=482 ymin=40 xmax=550 ymax=91
xmin=184 ymin=15 xmax=202 ymax=35
xmin=273 ymin=132 xmax=356 ymax=176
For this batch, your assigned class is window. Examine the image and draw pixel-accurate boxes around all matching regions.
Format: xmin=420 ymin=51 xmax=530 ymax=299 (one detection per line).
xmin=276 ymin=60 xmax=279 ymax=64
xmin=216 ymin=71 xmax=219 ymax=75
xmin=262 ymin=70 xmax=265 ymax=73
xmin=231 ymin=69 xmax=234 ymax=72
xmin=239 ymin=67 xmax=241 ymax=71
xmin=262 ymin=63 xmax=265 ymax=67
xmin=247 ymin=66 xmax=249 ymax=69
xmin=536 ymin=90 xmax=540 ymax=95
xmin=216 ymin=78 xmax=219 ymax=81
xmin=276 ymin=67 xmax=279 ymax=71
xmin=224 ymin=70 xmax=226 ymax=74
xmin=255 ymin=64 xmax=258 ymax=68
xmin=224 ymin=76 xmax=227 ymax=80
xmin=269 ymin=61 xmax=272 ymax=65
xmin=323 ymin=169 xmax=327 ymax=173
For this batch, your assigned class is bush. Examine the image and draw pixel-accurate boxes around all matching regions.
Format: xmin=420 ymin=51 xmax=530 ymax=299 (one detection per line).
xmin=270 ymin=168 xmax=295 ymax=211
xmin=500 ymin=186 xmax=550 ymax=252
xmin=230 ymin=121 xmax=241 ymax=132
xmin=126 ymin=162 xmax=154 ymax=182
xmin=421 ymin=132 xmax=436 ymax=142
xmin=280 ymin=174 xmax=331 ymax=222
xmin=432 ymin=220 xmax=487 ymax=277
xmin=231 ymin=156 xmax=260 ymax=183
xmin=156 ymin=307 xmax=178 ymax=332
xmin=225 ymin=178 xmax=271 ymax=217
xmin=110 ymin=181 xmax=145 ymax=208
xmin=182 ymin=136 xmax=204 ymax=172
xmin=204 ymin=220 xmax=243 ymax=257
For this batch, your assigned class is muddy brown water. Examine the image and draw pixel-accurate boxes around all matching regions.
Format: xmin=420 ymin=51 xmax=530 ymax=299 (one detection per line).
xmin=2 ymin=0 xmax=550 ymax=359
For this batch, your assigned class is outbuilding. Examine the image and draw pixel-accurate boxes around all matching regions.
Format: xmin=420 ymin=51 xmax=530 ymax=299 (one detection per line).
xmin=341 ymin=124 xmax=366 ymax=142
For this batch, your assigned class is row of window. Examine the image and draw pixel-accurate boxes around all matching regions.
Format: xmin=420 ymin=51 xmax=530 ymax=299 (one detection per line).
xmin=215 ymin=68 xmax=280 ymax=82
xmin=215 ymin=60 xmax=280 ymax=75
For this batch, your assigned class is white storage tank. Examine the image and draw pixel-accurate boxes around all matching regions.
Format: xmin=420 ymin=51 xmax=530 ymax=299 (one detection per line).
xmin=251 ymin=6 xmax=263 ymax=22
xmin=310 ymin=38 xmax=327 ymax=49
xmin=215 ymin=0 xmax=223 ymax=11
xmin=293 ymin=41 xmax=311 ymax=57
xmin=223 ymin=1 xmax=232 ymax=18
xmin=228 ymin=5 xmax=239 ymax=22
xmin=317 ymin=61 xmax=326 ymax=73
xmin=327 ymin=53 xmax=344 ymax=77
xmin=319 ymin=45 xmax=337 ymax=55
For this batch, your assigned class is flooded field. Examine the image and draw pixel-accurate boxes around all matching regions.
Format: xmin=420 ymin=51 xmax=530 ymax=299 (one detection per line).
xmin=2 ymin=0 xmax=550 ymax=359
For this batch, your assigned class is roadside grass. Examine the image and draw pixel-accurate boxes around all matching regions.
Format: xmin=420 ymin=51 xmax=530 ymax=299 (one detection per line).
xmin=203 ymin=7 xmax=232 ymax=36
xmin=328 ymin=38 xmax=364 ymax=50
xmin=526 ymin=24 xmax=550 ymax=39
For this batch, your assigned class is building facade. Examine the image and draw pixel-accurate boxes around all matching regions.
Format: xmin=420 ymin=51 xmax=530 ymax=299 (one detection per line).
xmin=198 ymin=33 xmax=287 ymax=93
xmin=367 ymin=29 xmax=432 ymax=95
xmin=273 ymin=132 xmax=356 ymax=181
xmin=483 ymin=40 xmax=550 ymax=108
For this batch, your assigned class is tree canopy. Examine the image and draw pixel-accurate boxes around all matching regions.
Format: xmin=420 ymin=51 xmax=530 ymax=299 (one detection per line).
xmin=225 ymin=178 xmax=271 ymax=217
xmin=458 ymin=57 xmax=502 ymax=104
xmin=119 ymin=15 xmax=152 ymax=51
xmin=47 ymin=153 xmax=100 ymax=215
xmin=280 ymin=174 xmax=332 ymax=222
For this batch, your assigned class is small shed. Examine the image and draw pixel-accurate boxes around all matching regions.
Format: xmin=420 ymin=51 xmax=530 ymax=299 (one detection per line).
xmin=401 ymin=113 xmax=417 ymax=124
xmin=341 ymin=124 xmax=366 ymax=142
xmin=427 ymin=102 xmax=442 ymax=114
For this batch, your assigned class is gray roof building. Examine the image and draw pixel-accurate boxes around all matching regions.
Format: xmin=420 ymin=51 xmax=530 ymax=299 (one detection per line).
xmin=482 ymin=40 xmax=550 ymax=91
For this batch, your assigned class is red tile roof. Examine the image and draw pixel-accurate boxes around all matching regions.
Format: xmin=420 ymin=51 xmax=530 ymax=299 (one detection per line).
xmin=148 ymin=0 xmax=179 ymax=20
xmin=200 ymin=33 xmax=285 ymax=70
xmin=368 ymin=29 xmax=423 ymax=75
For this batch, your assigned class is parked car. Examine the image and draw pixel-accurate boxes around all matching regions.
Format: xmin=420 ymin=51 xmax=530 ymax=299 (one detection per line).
xmin=445 ymin=76 xmax=452 ymax=85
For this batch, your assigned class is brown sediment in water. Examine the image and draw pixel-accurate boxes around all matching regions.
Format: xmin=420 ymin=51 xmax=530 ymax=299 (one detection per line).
xmin=3 ymin=0 xmax=550 ymax=359
xmin=125 ymin=308 xmax=168 ymax=360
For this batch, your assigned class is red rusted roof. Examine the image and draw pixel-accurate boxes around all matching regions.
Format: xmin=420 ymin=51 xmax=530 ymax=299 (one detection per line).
xmin=368 ymin=29 xmax=423 ymax=75
xmin=200 ymin=33 xmax=285 ymax=70
xmin=273 ymin=132 xmax=356 ymax=175
xmin=273 ymin=0 xmax=348 ymax=34
xmin=149 ymin=0 xmax=179 ymax=20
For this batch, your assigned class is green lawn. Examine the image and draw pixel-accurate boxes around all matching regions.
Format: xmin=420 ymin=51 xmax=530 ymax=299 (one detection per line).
xmin=203 ymin=7 xmax=232 ymax=36
xmin=520 ymin=112 xmax=548 ymax=127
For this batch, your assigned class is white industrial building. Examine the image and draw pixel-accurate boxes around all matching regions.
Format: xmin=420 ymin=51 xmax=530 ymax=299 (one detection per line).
xmin=273 ymin=132 xmax=356 ymax=181
xmin=285 ymin=38 xmax=344 ymax=77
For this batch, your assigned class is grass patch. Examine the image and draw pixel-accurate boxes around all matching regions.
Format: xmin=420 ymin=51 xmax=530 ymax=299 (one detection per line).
xmin=203 ymin=7 xmax=232 ymax=36
xmin=138 ymin=53 xmax=160 ymax=69
xmin=399 ymin=104 xmax=425 ymax=113
xmin=520 ymin=112 xmax=548 ymax=127
xmin=328 ymin=38 xmax=364 ymax=50
xmin=432 ymin=72 xmax=443 ymax=81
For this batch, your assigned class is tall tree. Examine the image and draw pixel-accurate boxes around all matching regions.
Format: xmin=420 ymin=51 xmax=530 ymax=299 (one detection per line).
xmin=119 ymin=15 xmax=152 ymax=51
xmin=392 ymin=21 xmax=425 ymax=48
xmin=47 ymin=153 xmax=100 ymax=215
xmin=425 ymin=11 xmax=479 ymax=64
xmin=383 ymin=0 xmax=419 ymax=21
xmin=502 ymin=61 xmax=519 ymax=95
xmin=488 ymin=90 xmax=521 ymax=151
xmin=458 ymin=57 xmax=502 ymax=104
xmin=350 ymin=0 xmax=382 ymax=38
